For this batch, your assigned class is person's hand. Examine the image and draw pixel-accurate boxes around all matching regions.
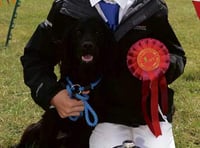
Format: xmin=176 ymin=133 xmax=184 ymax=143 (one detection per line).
xmin=50 ymin=89 xmax=84 ymax=118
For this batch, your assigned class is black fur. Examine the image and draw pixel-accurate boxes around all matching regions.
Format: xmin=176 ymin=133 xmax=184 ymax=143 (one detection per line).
xmin=60 ymin=17 xmax=114 ymax=84
xmin=14 ymin=18 xmax=115 ymax=148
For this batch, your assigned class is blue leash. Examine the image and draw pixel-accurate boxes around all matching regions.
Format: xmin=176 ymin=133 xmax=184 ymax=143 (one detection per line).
xmin=66 ymin=77 xmax=101 ymax=127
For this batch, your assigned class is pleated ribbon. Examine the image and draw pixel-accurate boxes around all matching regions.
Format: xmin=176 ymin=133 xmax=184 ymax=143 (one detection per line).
xmin=127 ymin=38 xmax=170 ymax=137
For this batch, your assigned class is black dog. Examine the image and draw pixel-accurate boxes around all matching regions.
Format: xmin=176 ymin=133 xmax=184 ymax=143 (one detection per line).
xmin=15 ymin=18 xmax=115 ymax=148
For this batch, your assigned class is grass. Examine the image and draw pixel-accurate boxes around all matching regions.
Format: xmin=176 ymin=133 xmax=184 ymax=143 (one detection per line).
xmin=166 ymin=1 xmax=200 ymax=147
xmin=0 ymin=0 xmax=200 ymax=147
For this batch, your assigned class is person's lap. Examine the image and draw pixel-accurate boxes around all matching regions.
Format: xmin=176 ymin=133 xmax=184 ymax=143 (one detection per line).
xmin=89 ymin=122 xmax=175 ymax=148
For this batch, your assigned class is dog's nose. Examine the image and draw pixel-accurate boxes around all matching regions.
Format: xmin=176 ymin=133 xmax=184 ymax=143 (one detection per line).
xmin=82 ymin=41 xmax=95 ymax=50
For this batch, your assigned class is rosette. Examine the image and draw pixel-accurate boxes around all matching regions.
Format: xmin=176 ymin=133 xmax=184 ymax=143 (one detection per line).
xmin=127 ymin=38 xmax=170 ymax=137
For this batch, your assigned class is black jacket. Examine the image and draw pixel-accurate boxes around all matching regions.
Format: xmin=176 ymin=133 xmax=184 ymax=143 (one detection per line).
xmin=21 ymin=0 xmax=186 ymax=126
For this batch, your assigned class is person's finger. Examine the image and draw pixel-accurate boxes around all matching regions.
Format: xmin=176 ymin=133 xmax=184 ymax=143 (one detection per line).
xmin=59 ymin=107 xmax=84 ymax=118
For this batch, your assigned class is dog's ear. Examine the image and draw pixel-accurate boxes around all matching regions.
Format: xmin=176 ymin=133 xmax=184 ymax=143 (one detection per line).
xmin=100 ymin=23 xmax=117 ymax=74
xmin=59 ymin=20 xmax=80 ymax=79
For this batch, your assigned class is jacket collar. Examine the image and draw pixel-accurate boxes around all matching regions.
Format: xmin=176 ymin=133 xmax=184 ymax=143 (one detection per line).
xmin=90 ymin=0 xmax=129 ymax=9
xmin=114 ymin=0 xmax=168 ymax=41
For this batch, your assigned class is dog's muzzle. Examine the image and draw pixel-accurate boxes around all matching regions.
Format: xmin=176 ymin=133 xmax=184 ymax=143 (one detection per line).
xmin=81 ymin=54 xmax=94 ymax=63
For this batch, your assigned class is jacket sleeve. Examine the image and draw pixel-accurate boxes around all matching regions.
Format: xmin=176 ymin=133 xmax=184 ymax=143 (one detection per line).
xmin=20 ymin=0 xmax=64 ymax=110
xmin=148 ymin=11 xmax=186 ymax=84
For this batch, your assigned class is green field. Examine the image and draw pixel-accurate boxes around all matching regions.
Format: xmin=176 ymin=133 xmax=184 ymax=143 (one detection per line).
xmin=0 ymin=0 xmax=199 ymax=147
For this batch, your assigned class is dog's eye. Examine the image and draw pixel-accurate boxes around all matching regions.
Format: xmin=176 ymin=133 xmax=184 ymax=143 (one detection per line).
xmin=95 ymin=31 xmax=103 ymax=36
xmin=76 ymin=30 xmax=82 ymax=36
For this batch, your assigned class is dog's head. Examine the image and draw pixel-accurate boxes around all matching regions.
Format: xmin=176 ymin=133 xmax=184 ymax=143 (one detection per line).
xmin=60 ymin=18 xmax=115 ymax=84
xmin=70 ymin=18 xmax=107 ymax=64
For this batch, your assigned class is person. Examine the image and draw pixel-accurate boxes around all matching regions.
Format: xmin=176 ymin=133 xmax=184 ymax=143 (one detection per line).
xmin=20 ymin=0 xmax=186 ymax=148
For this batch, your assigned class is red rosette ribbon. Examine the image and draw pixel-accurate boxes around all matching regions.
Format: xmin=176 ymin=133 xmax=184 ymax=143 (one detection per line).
xmin=127 ymin=38 xmax=170 ymax=137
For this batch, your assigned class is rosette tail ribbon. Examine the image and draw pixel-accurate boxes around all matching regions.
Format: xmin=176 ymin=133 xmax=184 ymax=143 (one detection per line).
xmin=127 ymin=38 xmax=170 ymax=137
xmin=142 ymin=76 xmax=168 ymax=137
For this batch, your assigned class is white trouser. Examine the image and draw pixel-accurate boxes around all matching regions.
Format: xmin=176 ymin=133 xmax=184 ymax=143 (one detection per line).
xmin=90 ymin=105 xmax=175 ymax=148
xmin=89 ymin=121 xmax=175 ymax=148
